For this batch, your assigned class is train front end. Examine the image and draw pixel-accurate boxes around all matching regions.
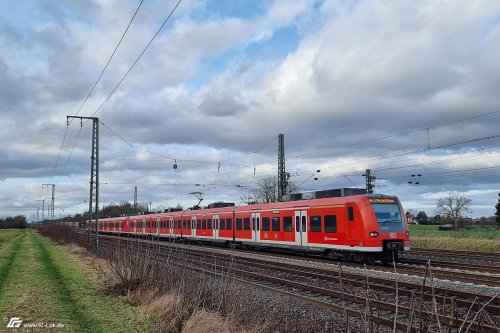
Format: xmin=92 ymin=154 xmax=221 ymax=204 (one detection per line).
xmin=367 ymin=195 xmax=410 ymax=263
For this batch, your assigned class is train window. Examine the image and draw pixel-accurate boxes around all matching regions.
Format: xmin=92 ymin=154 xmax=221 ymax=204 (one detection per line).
xmin=302 ymin=216 xmax=307 ymax=232
xmin=310 ymin=216 xmax=321 ymax=232
xmin=262 ymin=217 xmax=270 ymax=231
xmin=207 ymin=219 xmax=212 ymax=229
xmin=243 ymin=218 xmax=250 ymax=230
xmin=257 ymin=217 xmax=260 ymax=231
xmin=325 ymin=215 xmax=337 ymax=233
xmin=202 ymin=219 xmax=207 ymax=229
xmin=252 ymin=217 xmax=255 ymax=230
xmin=295 ymin=216 xmax=300 ymax=232
xmin=348 ymin=207 xmax=354 ymax=221
xmin=226 ymin=218 xmax=232 ymax=230
xmin=272 ymin=217 xmax=280 ymax=231
xmin=197 ymin=219 xmax=201 ymax=229
xmin=220 ymin=218 xmax=226 ymax=230
xmin=283 ymin=216 xmax=293 ymax=232
xmin=236 ymin=218 xmax=242 ymax=230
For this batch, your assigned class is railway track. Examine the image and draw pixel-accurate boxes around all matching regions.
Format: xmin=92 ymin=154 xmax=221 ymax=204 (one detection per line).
xmin=90 ymin=230 xmax=500 ymax=286
xmin=401 ymin=248 xmax=500 ymax=266
xmin=94 ymin=234 xmax=500 ymax=332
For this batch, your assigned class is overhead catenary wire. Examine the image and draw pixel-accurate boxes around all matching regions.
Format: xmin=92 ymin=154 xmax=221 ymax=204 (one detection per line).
xmin=89 ymin=0 xmax=183 ymax=119
xmin=72 ymin=0 xmax=145 ymax=121
xmin=294 ymin=110 xmax=500 ymax=159
xmin=46 ymin=0 xmax=146 ymax=194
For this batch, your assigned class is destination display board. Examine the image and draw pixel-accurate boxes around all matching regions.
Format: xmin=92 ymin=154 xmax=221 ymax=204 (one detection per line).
xmin=368 ymin=198 xmax=398 ymax=204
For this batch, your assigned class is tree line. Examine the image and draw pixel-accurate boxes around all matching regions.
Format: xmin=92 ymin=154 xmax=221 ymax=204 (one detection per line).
xmin=0 ymin=215 xmax=27 ymax=229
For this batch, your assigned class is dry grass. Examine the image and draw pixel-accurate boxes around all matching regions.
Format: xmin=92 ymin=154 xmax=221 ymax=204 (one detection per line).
xmin=181 ymin=310 xmax=231 ymax=333
xmin=137 ymin=292 xmax=185 ymax=332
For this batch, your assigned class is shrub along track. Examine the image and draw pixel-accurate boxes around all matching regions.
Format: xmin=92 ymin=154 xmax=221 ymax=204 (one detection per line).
xmin=0 ymin=230 xmax=141 ymax=332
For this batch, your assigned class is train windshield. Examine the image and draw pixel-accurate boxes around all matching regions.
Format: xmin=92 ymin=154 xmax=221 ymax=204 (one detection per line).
xmin=371 ymin=203 xmax=405 ymax=232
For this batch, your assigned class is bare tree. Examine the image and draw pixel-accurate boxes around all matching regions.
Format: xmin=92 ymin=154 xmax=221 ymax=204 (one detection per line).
xmin=241 ymin=175 xmax=300 ymax=204
xmin=242 ymin=175 xmax=278 ymax=204
xmin=435 ymin=192 xmax=471 ymax=229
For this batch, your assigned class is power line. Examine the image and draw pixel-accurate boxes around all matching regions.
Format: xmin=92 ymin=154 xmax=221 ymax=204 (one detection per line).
xmin=295 ymin=110 xmax=500 ymax=159
xmin=90 ymin=0 xmax=183 ymax=118
xmin=73 ymin=0 xmax=145 ymax=120
xmin=49 ymin=0 xmax=145 ymax=187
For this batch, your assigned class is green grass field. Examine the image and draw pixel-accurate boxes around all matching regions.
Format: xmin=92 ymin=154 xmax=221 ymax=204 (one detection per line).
xmin=409 ymin=224 xmax=500 ymax=238
xmin=0 ymin=229 xmax=145 ymax=332
xmin=409 ymin=225 xmax=500 ymax=252
xmin=0 ymin=229 xmax=22 ymax=245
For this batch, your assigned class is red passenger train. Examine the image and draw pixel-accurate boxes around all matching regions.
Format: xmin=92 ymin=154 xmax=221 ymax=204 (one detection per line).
xmin=96 ymin=193 xmax=410 ymax=264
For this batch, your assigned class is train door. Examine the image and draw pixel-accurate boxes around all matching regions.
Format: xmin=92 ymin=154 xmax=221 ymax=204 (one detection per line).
xmin=252 ymin=213 xmax=261 ymax=243
xmin=169 ymin=218 xmax=174 ymax=237
xmin=156 ymin=218 xmax=160 ymax=237
xmin=133 ymin=219 xmax=137 ymax=234
xmin=294 ymin=210 xmax=308 ymax=246
xmin=346 ymin=204 xmax=356 ymax=240
xmin=213 ymin=215 xmax=219 ymax=239
xmin=191 ymin=217 xmax=196 ymax=238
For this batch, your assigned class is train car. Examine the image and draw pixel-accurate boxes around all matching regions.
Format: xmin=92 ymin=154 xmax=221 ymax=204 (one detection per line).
xmin=97 ymin=193 xmax=410 ymax=264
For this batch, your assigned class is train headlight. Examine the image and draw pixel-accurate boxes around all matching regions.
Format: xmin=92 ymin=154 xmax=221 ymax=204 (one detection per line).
xmin=369 ymin=231 xmax=379 ymax=237
xmin=406 ymin=231 xmax=409 ymax=237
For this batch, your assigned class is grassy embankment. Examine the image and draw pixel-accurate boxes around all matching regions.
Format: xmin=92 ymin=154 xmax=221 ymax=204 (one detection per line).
xmin=409 ymin=225 xmax=500 ymax=252
xmin=0 ymin=228 xmax=144 ymax=332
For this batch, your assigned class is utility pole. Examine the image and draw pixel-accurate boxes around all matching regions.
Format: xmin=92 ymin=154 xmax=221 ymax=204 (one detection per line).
xmin=278 ymin=133 xmax=286 ymax=202
xmin=134 ymin=186 xmax=138 ymax=213
xmin=42 ymin=184 xmax=55 ymax=221
xmin=67 ymin=116 xmax=99 ymax=249
xmin=363 ymin=169 xmax=376 ymax=194
xmin=36 ymin=199 xmax=45 ymax=222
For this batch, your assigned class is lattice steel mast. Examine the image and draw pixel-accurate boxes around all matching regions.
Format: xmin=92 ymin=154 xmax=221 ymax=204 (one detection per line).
xmin=42 ymin=184 xmax=55 ymax=221
xmin=67 ymin=116 xmax=99 ymax=248
xmin=278 ymin=133 xmax=286 ymax=202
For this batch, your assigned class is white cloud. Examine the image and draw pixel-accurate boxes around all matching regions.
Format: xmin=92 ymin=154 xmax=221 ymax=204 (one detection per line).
xmin=0 ymin=0 xmax=499 ymax=219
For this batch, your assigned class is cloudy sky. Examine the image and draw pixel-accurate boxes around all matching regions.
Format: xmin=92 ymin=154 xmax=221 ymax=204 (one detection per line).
xmin=1 ymin=0 xmax=499 ymax=221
